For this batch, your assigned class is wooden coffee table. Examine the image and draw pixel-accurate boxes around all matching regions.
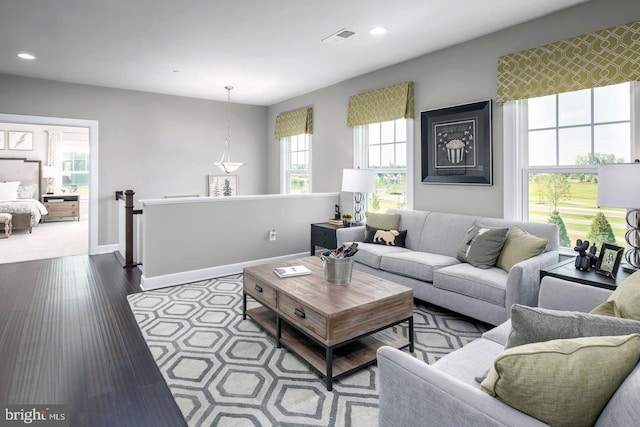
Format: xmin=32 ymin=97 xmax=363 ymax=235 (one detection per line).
xmin=243 ymin=256 xmax=414 ymax=391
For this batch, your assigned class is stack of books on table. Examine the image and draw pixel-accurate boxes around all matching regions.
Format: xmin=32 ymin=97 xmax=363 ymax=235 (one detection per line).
xmin=273 ymin=265 xmax=312 ymax=278
xmin=328 ymin=219 xmax=343 ymax=226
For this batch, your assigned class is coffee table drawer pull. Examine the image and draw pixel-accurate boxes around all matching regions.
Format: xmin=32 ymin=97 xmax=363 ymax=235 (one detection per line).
xmin=254 ymin=284 xmax=263 ymax=293
xmin=294 ymin=308 xmax=306 ymax=319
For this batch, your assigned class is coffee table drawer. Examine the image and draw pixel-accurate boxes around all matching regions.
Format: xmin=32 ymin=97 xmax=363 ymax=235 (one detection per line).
xmin=279 ymin=293 xmax=327 ymax=339
xmin=244 ymin=275 xmax=277 ymax=308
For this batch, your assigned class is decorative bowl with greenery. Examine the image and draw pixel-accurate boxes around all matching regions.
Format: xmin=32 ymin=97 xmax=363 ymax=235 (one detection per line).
xmin=341 ymin=213 xmax=352 ymax=227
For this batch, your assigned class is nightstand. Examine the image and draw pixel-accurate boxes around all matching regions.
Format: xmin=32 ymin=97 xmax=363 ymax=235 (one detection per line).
xmin=540 ymin=258 xmax=632 ymax=291
xmin=310 ymin=222 xmax=341 ymax=255
xmin=42 ymin=194 xmax=80 ymax=222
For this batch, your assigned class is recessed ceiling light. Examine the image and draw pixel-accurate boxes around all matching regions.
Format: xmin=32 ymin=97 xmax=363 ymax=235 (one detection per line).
xmin=369 ymin=27 xmax=388 ymax=35
xmin=17 ymin=52 xmax=36 ymax=60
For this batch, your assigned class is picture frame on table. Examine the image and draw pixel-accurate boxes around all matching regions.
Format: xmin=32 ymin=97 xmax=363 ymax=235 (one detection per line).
xmin=0 ymin=131 xmax=5 ymax=150
xmin=8 ymin=131 xmax=34 ymax=151
xmin=420 ymin=100 xmax=492 ymax=185
xmin=595 ymin=243 xmax=624 ymax=279
xmin=208 ymin=175 xmax=238 ymax=197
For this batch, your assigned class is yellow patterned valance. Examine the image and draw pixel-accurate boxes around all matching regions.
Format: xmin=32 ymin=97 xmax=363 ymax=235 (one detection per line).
xmin=274 ymin=107 xmax=313 ymax=138
xmin=347 ymin=82 xmax=415 ymax=127
xmin=497 ymin=21 xmax=640 ymax=104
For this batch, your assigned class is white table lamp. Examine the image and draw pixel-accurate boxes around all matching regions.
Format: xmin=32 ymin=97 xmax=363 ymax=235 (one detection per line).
xmin=42 ymin=166 xmax=57 ymax=194
xmin=341 ymin=168 xmax=376 ymax=224
xmin=597 ymin=162 xmax=640 ymax=271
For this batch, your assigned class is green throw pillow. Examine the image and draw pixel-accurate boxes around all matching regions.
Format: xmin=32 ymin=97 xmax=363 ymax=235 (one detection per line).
xmin=456 ymin=222 xmax=508 ymax=269
xmin=481 ymin=334 xmax=640 ymax=427
xmin=364 ymin=211 xmax=400 ymax=231
xmin=496 ymin=226 xmax=548 ymax=272
xmin=507 ymin=304 xmax=640 ymax=349
xmin=591 ymin=270 xmax=640 ymax=320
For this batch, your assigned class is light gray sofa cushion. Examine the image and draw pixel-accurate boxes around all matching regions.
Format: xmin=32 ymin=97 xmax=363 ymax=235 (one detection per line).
xmin=506 ymin=304 xmax=640 ymax=349
xmin=387 ymin=208 xmax=428 ymax=251
xmin=482 ymin=320 xmax=511 ymax=346
xmin=380 ymin=251 xmax=459 ymax=282
xmin=418 ymin=212 xmax=478 ymax=257
xmin=433 ymin=263 xmax=508 ymax=306
xmin=432 ymin=338 xmax=504 ymax=388
xmin=352 ymin=242 xmax=410 ymax=269
xmin=597 ymin=362 xmax=640 ymax=425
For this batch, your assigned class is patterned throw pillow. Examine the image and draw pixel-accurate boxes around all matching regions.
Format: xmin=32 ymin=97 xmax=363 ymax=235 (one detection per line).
xmin=456 ymin=222 xmax=509 ymax=269
xmin=363 ymin=225 xmax=407 ymax=247
xmin=17 ymin=184 xmax=36 ymax=199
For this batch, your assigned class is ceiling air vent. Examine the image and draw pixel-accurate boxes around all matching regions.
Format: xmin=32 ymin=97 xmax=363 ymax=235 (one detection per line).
xmin=322 ymin=28 xmax=357 ymax=45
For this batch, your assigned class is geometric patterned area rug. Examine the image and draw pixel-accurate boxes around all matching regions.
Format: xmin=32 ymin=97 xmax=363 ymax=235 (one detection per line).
xmin=127 ymin=274 xmax=489 ymax=427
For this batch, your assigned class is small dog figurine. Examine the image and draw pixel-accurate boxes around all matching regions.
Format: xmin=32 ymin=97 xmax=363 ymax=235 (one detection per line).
xmin=574 ymin=239 xmax=591 ymax=271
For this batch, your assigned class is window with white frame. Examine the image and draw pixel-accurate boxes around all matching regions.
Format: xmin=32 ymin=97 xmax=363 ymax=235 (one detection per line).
xmin=281 ymin=133 xmax=311 ymax=194
xmin=507 ymin=82 xmax=638 ymax=249
xmin=354 ymin=118 xmax=413 ymax=212
xmin=61 ymin=138 xmax=90 ymax=197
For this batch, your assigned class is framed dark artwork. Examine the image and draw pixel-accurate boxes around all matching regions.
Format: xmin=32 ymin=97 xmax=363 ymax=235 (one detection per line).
xmin=595 ymin=243 xmax=623 ymax=279
xmin=420 ymin=100 xmax=492 ymax=185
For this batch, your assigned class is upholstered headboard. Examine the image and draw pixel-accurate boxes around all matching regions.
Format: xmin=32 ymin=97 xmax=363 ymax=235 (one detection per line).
xmin=0 ymin=157 xmax=42 ymax=200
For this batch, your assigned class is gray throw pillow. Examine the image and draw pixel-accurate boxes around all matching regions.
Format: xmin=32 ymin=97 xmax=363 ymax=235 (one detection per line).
xmin=456 ymin=222 xmax=508 ymax=269
xmin=506 ymin=304 xmax=640 ymax=349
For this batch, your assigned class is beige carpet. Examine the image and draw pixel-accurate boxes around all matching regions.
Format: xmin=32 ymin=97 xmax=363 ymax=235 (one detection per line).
xmin=0 ymin=217 xmax=88 ymax=264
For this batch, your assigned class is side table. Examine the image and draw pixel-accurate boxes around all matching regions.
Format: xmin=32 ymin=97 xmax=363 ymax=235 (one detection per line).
xmin=310 ymin=222 xmax=340 ymax=255
xmin=42 ymin=194 xmax=80 ymax=222
xmin=540 ymin=258 xmax=632 ymax=291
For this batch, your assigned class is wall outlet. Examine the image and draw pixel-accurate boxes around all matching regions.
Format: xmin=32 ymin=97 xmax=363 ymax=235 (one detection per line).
xmin=269 ymin=229 xmax=276 ymax=241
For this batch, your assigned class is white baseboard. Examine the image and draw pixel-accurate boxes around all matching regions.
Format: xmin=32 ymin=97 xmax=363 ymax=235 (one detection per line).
xmin=95 ymin=244 xmax=119 ymax=255
xmin=140 ymin=252 xmax=309 ymax=291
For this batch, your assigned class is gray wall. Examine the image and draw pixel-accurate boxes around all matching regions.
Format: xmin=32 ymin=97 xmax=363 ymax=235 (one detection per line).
xmin=266 ymin=0 xmax=640 ymax=218
xmin=140 ymin=193 xmax=338 ymax=288
xmin=0 ymin=75 xmax=268 ymax=246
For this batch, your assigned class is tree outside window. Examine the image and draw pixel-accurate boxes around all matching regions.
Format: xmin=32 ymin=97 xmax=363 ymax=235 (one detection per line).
xmin=524 ymin=82 xmax=633 ymax=249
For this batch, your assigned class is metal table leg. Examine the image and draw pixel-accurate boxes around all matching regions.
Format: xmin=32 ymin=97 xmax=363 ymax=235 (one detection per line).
xmin=242 ymin=292 xmax=247 ymax=320
xmin=276 ymin=315 xmax=282 ymax=349
xmin=409 ymin=316 xmax=415 ymax=353
xmin=326 ymin=347 xmax=333 ymax=391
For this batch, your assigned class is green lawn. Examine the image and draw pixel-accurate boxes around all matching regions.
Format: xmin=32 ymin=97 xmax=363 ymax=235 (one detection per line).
xmin=529 ymin=179 xmax=626 ymax=248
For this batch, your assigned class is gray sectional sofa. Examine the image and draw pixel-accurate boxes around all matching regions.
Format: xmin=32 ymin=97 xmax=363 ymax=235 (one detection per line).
xmin=336 ymin=209 xmax=559 ymax=325
xmin=377 ymin=276 xmax=640 ymax=426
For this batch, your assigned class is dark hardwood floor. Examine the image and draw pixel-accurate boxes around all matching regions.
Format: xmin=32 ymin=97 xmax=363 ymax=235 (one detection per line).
xmin=0 ymin=254 xmax=186 ymax=427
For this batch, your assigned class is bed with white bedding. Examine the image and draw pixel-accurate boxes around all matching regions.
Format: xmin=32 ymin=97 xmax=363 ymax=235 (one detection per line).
xmin=0 ymin=158 xmax=48 ymax=233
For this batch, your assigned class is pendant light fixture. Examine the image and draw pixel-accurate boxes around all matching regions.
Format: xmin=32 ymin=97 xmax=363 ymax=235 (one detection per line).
xmin=214 ymin=86 xmax=245 ymax=174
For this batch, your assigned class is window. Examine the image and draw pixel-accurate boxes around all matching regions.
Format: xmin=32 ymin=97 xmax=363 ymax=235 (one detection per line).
xmin=61 ymin=139 xmax=90 ymax=196
xmin=281 ymin=133 xmax=311 ymax=194
xmin=507 ymin=82 xmax=638 ymax=249
xmin=355 ymin=118 xmax=413 ymax=212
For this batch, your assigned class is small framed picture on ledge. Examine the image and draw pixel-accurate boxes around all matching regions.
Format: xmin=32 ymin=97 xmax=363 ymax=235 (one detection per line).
xmin=595 ymin=243 xmax=624 ymax=279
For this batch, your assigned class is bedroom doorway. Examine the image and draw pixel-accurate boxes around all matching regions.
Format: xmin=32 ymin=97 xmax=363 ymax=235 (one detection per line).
xmin=0 ymin=113 xmax=98 ymax=264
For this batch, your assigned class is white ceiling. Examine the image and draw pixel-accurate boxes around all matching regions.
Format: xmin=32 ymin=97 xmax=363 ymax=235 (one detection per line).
xmin=0 ymin=0 xmax=589 ymax=105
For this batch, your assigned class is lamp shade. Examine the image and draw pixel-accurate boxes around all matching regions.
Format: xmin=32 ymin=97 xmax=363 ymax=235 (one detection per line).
xmin=42 ymin=166 xmax=57 ymax=178
xmin=341 ymin=169 xmax=376 ymax=193
xmin=597 ymin=163 xmax=640 ymax=209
